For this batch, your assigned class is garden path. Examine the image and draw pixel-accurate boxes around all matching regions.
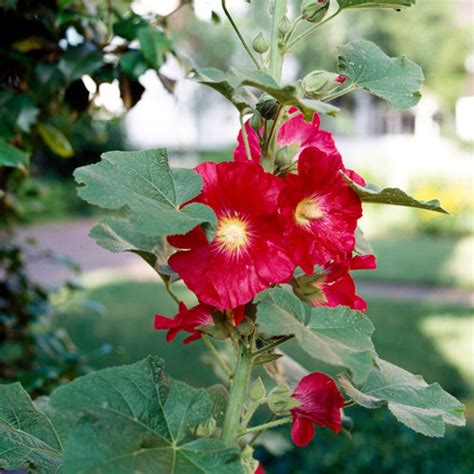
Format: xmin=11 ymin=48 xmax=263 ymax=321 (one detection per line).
xmin=15 ymin=218 xmax=474 ymax=307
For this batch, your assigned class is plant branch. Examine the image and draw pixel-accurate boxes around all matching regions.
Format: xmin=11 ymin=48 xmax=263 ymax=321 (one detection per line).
xmin=221 ymin=0 xmax=261 ymax=69
xmin=241 ymin=416 xmax=293 ymax=436
xmin=269 ymin=0 xmax=288 ymax=81
xmin=287 ymin=9 xmax=341 ymax=50
xmin=160 ymin=275 xmax=180 ymax=305
xmin=323 ymin=84 xmax=358 ymax=102
xmin=201 ymin=334 xmax=234 ymax=379
xmin=253 ymin=335 xmax=294 ymax=356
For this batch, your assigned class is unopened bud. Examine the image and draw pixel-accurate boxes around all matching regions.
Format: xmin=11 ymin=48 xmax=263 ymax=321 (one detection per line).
xmin=193 ymin=417 xmax=216 ymax=437
xmin=237 ymin=317 xmax=255 ymax=336
xmin=291 ymin=271 xmax=326 ymax=306
xmin=249 ymin=377 xmax=266 ymax=401
xmin=250 ymin=110 xmax=264 ymax=130
xmin=268 ymin=385 xmax=300 ymax=415
xmin=302 ymin=70 xmax=341 ymax=98
xmin=252 ymin=32 xmax=270 ymax=54
xmin=278 ymin=15 xmax=292 ymax=35
xmin=301 ymin=0 xmax=330 ymax=23
xmin=256 ymin=94 xmax=278 ymax=120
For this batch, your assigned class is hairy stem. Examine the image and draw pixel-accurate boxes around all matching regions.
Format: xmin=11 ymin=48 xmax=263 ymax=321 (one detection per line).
xmin=241 ymin=416 xmax=293 ymax=436
xmin=202 ymin=335 xmax=234 ymax=379
xmin=221 ymin=345 xmax=253 ymax=446
xmin=323 ymin=84 xmax=358 ymax=102
xmin=222 ymin=0 xmax=261 ymax=69
xmin=253 ymin=334 xmax=294 ymax=356
xmin=269 ymin=0 xmax=288 ymax=81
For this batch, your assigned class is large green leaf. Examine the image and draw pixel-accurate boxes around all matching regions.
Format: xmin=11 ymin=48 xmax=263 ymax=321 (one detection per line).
xmin=138 ymin=26 xmax=172 ymax=70
xmin=74 ymin=149 xmax=216 ymax=237
xmin=50 ymin=357 xmax=242 ymax=474
xmin=0 ymin=138 xmax=29 ymax=170
xmin=255 ymin=288 xmax=376 ymax=384
xmin=190 ymin=67 xmax=339 ymax=118
xmin=341 ymin=173 xmax=449 ymax=214
xmin=339 ymin=359 xmax=466 ymax=437
xmin=0 ymin=384 xmax=63 ymax=473
xmin=337 ymin=0 xmax=416 ymax=9
xmin=337 ymin=40 xmax=424 ymax=109
xmin=89 ymin=216 xmax=176 ymax=276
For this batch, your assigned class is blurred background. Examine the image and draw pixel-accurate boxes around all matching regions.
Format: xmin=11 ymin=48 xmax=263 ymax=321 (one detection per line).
xmin=0 ymin=0 xmax=473 ymax=472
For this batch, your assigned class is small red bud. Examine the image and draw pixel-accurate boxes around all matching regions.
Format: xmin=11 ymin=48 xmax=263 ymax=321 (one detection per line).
xmin=336 ymin=75 xmax=347 ymax=84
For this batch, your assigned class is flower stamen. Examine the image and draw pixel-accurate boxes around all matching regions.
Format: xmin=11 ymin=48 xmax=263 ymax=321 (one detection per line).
xmin=295 ymin=197 xmax=324 ymax=226
xmin=216 ymin=216 xmax=249 ymax=252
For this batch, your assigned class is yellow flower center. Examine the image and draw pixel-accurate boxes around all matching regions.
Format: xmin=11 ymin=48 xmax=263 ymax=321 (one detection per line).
xmin=216 ymin=216 xmax=249 ymax=251
xmin=295 ymin=197 xmax=324 ymax=226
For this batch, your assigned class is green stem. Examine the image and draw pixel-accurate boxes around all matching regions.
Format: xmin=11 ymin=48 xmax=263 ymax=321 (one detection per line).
xmin=241 ymin=416 xmax=293 ymax=436
xmin=222 ymin=0 xmax=261 ymax=69
xmin=239 ymin=111 xmax=253 ymax=161
xmin=262 ymin=106 xmax=283 ymax=172
xmin=269 ymin=0 xmax=288 ymax=82
xmin=285 ymin=15 xmax=303 ymax=44
xmin=202 ymin=335 xmax=234 ymax=379
xmin=160 ymin=275 xmax=180 ymax=305
xmin=323 ymin=84 xmax=357 ymax=102
xmin=253 ymin=335 xmax=294 ymax=356
xmin=221 ymin=345 xmax=253 ymax=446
xmin=287 ymin=9 xmax=341 ymax=50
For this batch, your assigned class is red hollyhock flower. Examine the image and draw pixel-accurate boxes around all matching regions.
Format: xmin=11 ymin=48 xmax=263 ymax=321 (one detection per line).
xmin=279 ymin=147 xmax=362 ymax=274
xmin=317 ymin=254 xmax=376 ymax=311
xmin=154 ymin=302 xmax=213 ymax=344
xmin=234 ymin=109 xmax=339 ymax=164
xmin=255 ymin=465 xmax=266 ymax=474
xmin=290 ymin=372 xmax=345 ymax=447
xmin=168 ymin=161 xmax=295 ymax=310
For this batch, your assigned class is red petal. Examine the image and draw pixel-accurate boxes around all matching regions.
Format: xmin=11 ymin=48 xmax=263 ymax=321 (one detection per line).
xmin=291 ymin=415 xmax=315 ymax=447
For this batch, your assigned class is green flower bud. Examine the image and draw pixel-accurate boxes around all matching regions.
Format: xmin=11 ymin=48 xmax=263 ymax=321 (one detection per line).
xmin=237 ymin=317 xmax=255 ymax=336
xmin=256 ymin=94 xmax=279 ymax=120
xmin=249 ymin=377 xmax=266 ymax=401
xmin=252 ymin=32 xmax=270 ymax=54
xmin=302 ymin=70 xmax=341 ymax=98
xmin=241 ymin=445 xmax=259 ymax=474
xmin=268 ymin=385 xmax=301 ymax=415
xmin=291 ymin=271 xmax=327 ymax=306
xmin=278 ymin=15 xmax=292 ymax=35
xmin=250 ymin=110 xmax=264 ymax=130
xmin=193 ymin=417 xmax=216 ymax=437
xmin=301 ymin=0 xmax=330 ymax=23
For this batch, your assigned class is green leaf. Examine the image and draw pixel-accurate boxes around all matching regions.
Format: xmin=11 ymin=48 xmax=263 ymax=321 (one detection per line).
xmin=339 ymin=359 xmax=466 ymax=437
xmin=337 ymin=0 xmax=416 ymax=9
xmin=341 ymin=173 xmax=449 ymax=214
xmin=74 ymin=149 xmax=216 ymax=237
xmin=0 ymin=383 xmax=63 ymax=473
xmin=0 ymin=138 xmax=29 ymax=170
xmin=255 ymin=288 xmax=376 ymax=384
xmin=337 ymin=40 xmax=424 ymax=109
xmin=89 ymin=217 xmax=176 ymax=275
xmin=113 ymin=14 xmax=146 ymax=41
xmin=138 ymin=27 xmax=172 ymax=70
xmin=50 ymin=357 xmax=242 ymax=474
xmin=120 ymin=50 xmax=149 ymax=79
xmin=10 ymin=95 xmax=39 ymax=133
xmin=58 ymin=45 xmax=103 ymax=83
xmin=190 ymin=67 xmax=339 ymax=118
xmin=37 ymin=123 xmax=74 ymax=158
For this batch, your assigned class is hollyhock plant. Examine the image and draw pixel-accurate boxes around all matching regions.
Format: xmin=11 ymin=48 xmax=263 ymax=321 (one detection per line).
xmin=279 ymin=146 xmax=363 ymax=274
xmin=168 ymin=161 xmax=295 ymax=310
xmin=234 ymin=108 xmax=339 ymax=164
xmin=290 ymin=372 xmax=345 ymax=447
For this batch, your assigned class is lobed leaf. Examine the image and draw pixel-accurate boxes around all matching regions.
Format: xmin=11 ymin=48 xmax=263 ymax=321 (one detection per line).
xmin=342 ymin=173 xmax=449 ymax=214
xmin=255 ymin=288 xmax=376 ymax=384
xmin=0 ymin=384 xmax=63 ymax=473
xmin=337 ymin=0 xmax=416 ymax=9
xmin=339 ymin=359 xmax=466 ymax=437
xmin=337 ymin=40 xmax=424 ymax=109
xmin=50 ymin=356 xmax=241 ymax=474
xmin=74 ymin=149 xmax=217 ymax=238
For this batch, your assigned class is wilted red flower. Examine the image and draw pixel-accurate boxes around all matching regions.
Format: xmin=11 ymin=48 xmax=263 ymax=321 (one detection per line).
xmin=279 ymin=147 xmax=362 ymax=274
xmin=291 ymin=372 xmax=345 ymax=447
xmin=168 ymin=161 xmax=295 ymax=310
xmin=154 ymin=302 xmax=213 ymax=344
xmin=234 ymin=109 xmax=339 ymax=164
xmin=317 ymin=254 xmax=376 ymax=311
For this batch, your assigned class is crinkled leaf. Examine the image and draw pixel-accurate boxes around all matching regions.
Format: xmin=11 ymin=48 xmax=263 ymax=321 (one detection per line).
xmin=337 ymin=40 xmax=424 ymax=109
xmin=90 ymin=217 xmax=176 ymax=276
xmin=74 ymin=149 xmax=216 ymax=237
xmin=50 ymin=357 xmax=242 ymax=474
xmin=255 ymin=288 xmax=376 ymax=384
xmin=0 ymin=138 xmax=29 ymax=170
xmin=339 ymin=359 xmax=466 ymax=437
xmin=0 ymin=384 xmax=63 ymax=473
xmin=37 ymin=123 xmax=74 ymax=158
xmin=337 ymin=0 xmax=416 ymax=9
xmin=190 ymin=67 xmax=339 ymax=118
xmin=342 ymin=173 xmax=449 ymax=214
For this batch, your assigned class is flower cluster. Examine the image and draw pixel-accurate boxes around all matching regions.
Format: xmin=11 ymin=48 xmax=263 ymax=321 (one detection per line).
xmin=154 ymin=110 xmax=376 ymax=447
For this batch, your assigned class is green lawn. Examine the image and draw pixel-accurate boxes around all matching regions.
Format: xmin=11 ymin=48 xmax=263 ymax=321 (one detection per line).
xmin=356 ymin=235 xmax=473 ymax=288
